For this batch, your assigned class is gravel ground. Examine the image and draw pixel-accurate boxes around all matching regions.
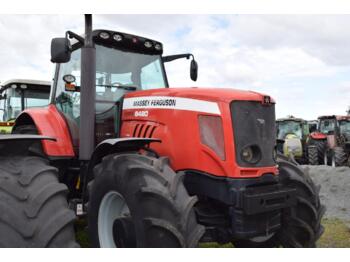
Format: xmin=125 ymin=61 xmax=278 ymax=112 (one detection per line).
xmin=301 ymin=165 xmax=350 ymax=221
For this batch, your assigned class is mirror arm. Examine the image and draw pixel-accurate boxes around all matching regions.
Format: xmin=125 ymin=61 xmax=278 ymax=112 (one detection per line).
xmin=162 ymin=53 xmax=194 ymax=63
xmin=66 ymin=31 xmax=85 ymax=44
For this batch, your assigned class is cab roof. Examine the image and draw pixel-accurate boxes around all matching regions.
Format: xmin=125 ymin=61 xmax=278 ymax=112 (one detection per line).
xmin=276 ymin=117 xmax=304 ymax=123
xmin=0 ymin=79 xmax=51 ymax=94
xmin=1 ymin=79 xmax=51 ymax=87
xmin=70 ymin=29 xmax=163 ymax=56
xmin=318 ymin=115 xmax=350 ymax=121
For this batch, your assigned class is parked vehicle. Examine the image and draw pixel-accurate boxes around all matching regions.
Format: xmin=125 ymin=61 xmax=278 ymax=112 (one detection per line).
xmin=0 ymin=79 xmax=50 ymax=133
xmin=0 ymin=15 xmax=324 ymax=248
xmin=276 ymin=116 xmax=310 ymax=164
xmin=316 ymin=115 xmax=350 ymax=167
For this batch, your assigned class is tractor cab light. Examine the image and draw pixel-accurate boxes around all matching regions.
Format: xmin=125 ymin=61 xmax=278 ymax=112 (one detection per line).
xmin=99 ymin=32 xmax=110 ymax=39
xmin=132 ymin=37 xmax=138 ymax=43
xmin=20 ymin=84 xmax=27 ymax=89
xmin=262 ymin=95 xmax=272 ymax=105
xmin=144 ymin=41 xmax=152 ymax=48
xmin=113 ymin=34 xmax=123 ymax=42
xmin=10 ymin=84 xmax=17 ymax=89
xmin=154 ymin=43 xmax=162 ymax=51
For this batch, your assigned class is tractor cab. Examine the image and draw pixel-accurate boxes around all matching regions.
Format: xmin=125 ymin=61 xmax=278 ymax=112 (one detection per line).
xmin=338 ymin=118 xmax=350 ymax=135
xmin=0 ymin=79 xmax=51 ymax=133
xmin=319 ymin=116 xmax=337 ymax=135
xmin=276 ymin=117 xmax=308 ymax=140
xmin=50 ymin=30 xmax=197 ymax=145
xmin=318 ymin=115 xmax=350 ymax=137
xmin=276 ymin=117 xmax=309 ymax=163
xmin=315 ymin=115 xmax=350 ymax=166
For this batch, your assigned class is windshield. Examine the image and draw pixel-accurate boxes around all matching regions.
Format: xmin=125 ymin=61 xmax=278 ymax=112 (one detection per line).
xmin=55 ymin=45 xmax=167 ymax=120
xmin=339 ymin=120 xmax=350 ymax=134
xmin=6 ymin=88 xmax=49 ymax=120
xmin=319 ymin=119 xmax=336 ymax=134
xmin=277 ymin=121 xmax=302 ymax=139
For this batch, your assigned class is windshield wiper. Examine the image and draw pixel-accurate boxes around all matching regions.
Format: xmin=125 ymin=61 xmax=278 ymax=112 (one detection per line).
xmin=96 ymin=84 xmax=137 ymax=91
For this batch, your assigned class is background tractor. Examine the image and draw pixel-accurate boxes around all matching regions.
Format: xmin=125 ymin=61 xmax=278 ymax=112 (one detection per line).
xmin=0 ymin=15 xmax=324 ymax=248
xmin=308 ymin=120 xmax=318 ymax=133
xmin=0 ymin=79 xmax=51 ymax=133
xmin=276 ymin=116 xmax=310 ymax=164
xmin=316 ymin=115 xmax=350 ymax=167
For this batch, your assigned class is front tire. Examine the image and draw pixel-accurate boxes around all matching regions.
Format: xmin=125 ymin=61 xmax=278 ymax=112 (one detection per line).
xmin=232 ymin=156 xmax=325 ymax=248
xmin=88 ymin=153 xmax=204 ymax=248
xmin=276 ymin=156 xmax=325 ymax=247
xmin=308 ymin=139 xmax=326 ymax=164
xmin=0 ymin=156 xmax=78 ymax=247
xmin=307 ymin=145 xmax=319 ymax=165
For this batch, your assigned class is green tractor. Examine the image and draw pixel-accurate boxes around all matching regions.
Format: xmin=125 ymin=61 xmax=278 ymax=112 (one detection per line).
xmin=276 ymin=116 xmax=310 ymax=164
xmin=0 ymin=79 xmax=51 ymax=133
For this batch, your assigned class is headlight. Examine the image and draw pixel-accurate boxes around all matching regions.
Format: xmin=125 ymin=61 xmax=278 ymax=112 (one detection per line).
xmin=241 ymin=145 xmax=261 ymax=164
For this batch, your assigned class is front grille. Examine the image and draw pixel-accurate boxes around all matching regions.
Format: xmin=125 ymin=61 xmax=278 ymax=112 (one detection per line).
xmin=231 ymin=101 xmax=276 ymax=167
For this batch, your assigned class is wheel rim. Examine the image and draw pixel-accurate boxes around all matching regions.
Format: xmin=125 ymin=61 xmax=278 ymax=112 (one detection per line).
xmin=98 ymin=191 xmax=130 ymax=248
xmin=249 ymin=233 xmax=275 ymax=243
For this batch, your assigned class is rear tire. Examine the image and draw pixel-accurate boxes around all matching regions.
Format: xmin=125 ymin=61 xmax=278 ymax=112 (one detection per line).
xmin=333 ymin=147 xmax=347 ymax=167
xmin=0 ymin=156 xmax=78 ymax=247
xmin=88 ymin=153 xmax=204 ymax=247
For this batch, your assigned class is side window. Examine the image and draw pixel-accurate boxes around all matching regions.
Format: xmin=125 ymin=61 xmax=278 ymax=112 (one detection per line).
xmin=302 ymin=123 xmax=309 ymax=136
xmin=141 ymin=59 xmax=165 ymax=89
xmin=0 ymin=98 xmax=4 ymax=121
xmin=55 ymin=49 xmax=81 ymax=120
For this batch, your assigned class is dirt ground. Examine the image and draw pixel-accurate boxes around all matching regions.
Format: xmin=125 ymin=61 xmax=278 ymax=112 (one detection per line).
xmin=301 ymin=165 xmax=350 ymax=221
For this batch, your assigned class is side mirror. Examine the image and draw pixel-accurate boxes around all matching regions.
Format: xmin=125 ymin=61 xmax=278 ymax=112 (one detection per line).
xmin=51 ymin=38 xmax=71 ymax=63
xmin=190 ymin=59 xmax=198 ymax=81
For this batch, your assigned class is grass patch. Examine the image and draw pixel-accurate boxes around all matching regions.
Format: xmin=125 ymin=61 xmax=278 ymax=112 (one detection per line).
xmin=75 ymin=218 xmax=350 ymax=248
xmin=317 ymin=218 xmax=350 ymax=248
xmin=75 ymin=218 xmax=90 ymax=248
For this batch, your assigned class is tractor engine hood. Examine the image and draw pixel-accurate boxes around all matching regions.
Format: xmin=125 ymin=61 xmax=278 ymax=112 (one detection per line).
xmin=124 ymin=87 xmax=275 ymax=104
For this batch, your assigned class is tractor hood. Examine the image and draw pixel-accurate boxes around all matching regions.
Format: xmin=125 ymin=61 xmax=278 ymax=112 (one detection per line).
xmin=124 ymin=87 xmax=275 ymax=104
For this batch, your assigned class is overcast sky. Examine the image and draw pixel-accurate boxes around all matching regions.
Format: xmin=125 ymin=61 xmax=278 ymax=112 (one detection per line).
xmin=0 ymin=14 xmax=349 ymax=120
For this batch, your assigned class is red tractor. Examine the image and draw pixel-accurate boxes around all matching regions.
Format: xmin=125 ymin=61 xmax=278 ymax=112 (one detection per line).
xmin=310 ymin=115 xmax=350 ymax=166
xmin=0 ymin=15 xmax=324 ymax=248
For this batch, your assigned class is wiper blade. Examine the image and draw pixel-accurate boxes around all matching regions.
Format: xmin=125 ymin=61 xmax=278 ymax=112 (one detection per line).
xmin=96 ymin=84 xmax=137 ymax=91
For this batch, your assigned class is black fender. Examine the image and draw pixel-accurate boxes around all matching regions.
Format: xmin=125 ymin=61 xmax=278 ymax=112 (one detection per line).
xmin=0 ymin=134 xmax=56 ymax=156
xmin=87 ymin=137 xmax=161 ymax=181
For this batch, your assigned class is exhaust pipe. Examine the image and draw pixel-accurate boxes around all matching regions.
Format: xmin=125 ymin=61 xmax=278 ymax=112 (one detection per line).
xmin=79 ymin=14 xmax=96 ymax=161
